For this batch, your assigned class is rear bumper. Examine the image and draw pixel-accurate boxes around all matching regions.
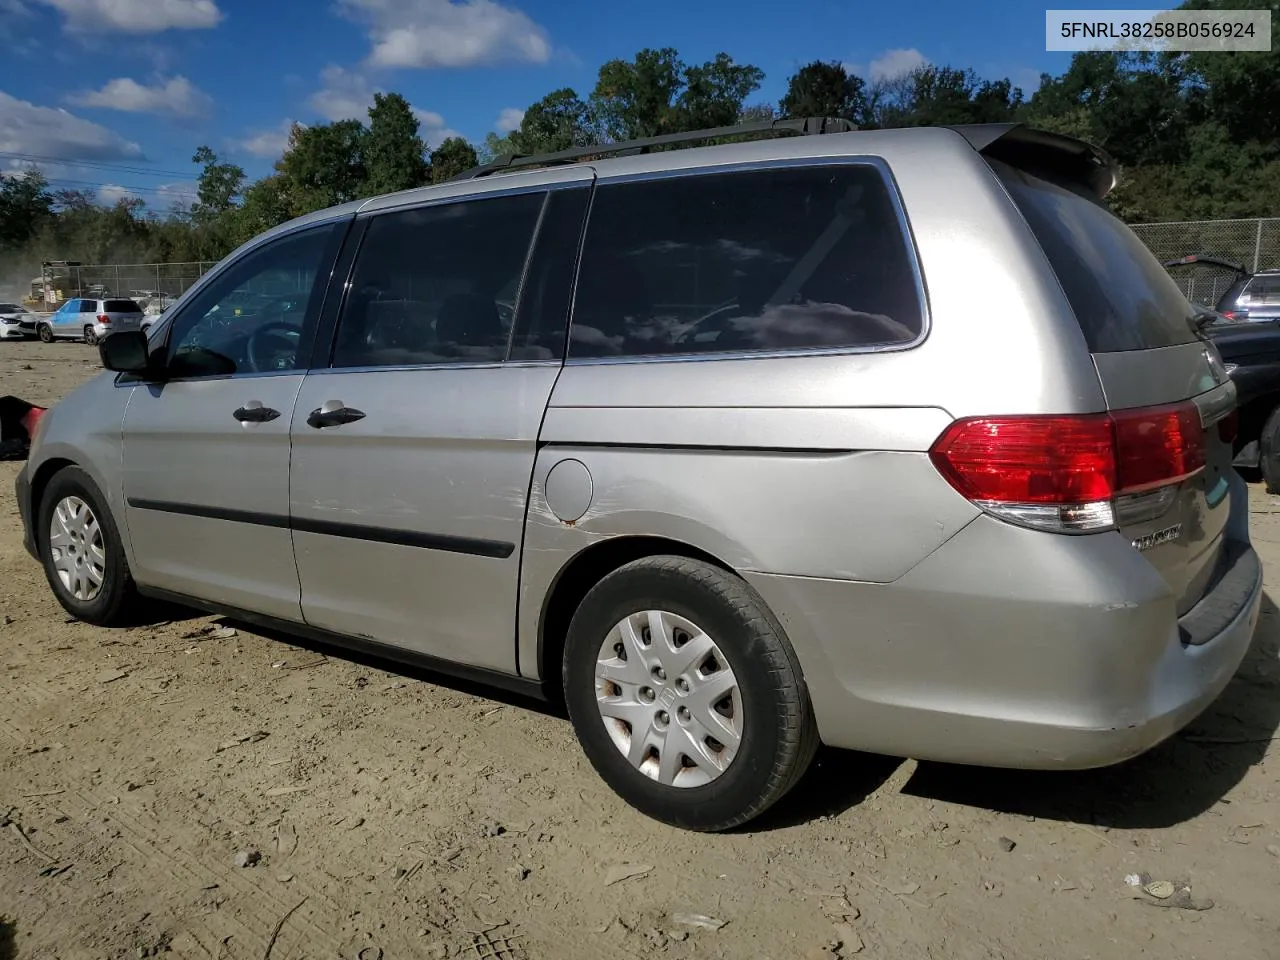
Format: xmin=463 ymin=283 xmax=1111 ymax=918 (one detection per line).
xmin=748 ymin=472 xmax=1263 ymax=770
xmin=15 ymin=463 xmax=36 ymax=560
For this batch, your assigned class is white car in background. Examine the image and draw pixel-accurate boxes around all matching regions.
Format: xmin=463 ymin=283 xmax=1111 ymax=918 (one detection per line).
xmin=0 ymin=302 xmax=40 ymax=340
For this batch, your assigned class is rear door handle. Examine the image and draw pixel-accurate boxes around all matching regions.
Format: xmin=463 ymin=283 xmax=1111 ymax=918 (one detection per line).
xmin=233 ymin=403 xmax=281 ymax=423
xmin=307 ymin=403 xmax=366 ymax=429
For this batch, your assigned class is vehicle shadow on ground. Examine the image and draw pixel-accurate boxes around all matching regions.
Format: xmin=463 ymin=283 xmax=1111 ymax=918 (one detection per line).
xmin=223 ymin=616 xmax=564 ymax=718
xmin=0 ymin=915 xmax=16 ymax=960
xmin=901 ymin=592 xmax=1280 ymax=829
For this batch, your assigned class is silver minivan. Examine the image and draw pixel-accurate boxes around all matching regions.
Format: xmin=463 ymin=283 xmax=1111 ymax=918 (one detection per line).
xmin=15 ymin=121 xmax=1263 ymax=831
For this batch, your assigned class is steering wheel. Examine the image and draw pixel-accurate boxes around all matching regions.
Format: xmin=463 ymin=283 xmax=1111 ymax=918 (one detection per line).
xmin=246 ymin=320 xmax=303 ymax=372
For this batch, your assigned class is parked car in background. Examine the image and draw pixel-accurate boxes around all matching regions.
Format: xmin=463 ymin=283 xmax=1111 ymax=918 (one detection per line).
xmin=0 ymin=302 xmax=40 ymax=340
xmin=37 ymin=297 xmax=146 ymax=344
xmin=1164 ymin=256 xmax=1280 ymax=323
xmin=1219 ymin=269 xmax=1280 ymax=323
xmin=16 ymin=120 xmax=1261 ymax=832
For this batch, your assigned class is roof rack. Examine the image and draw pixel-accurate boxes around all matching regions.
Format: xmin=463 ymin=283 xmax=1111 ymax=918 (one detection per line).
xmin=449 ymin=116 xmax=857 ymax=182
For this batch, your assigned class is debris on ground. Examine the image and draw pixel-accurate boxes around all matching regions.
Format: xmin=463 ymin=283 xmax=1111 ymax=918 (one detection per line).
xmin=671 ymin=913 xmax=727 ymax=931
xmin=1143 ymin=880 xmax=1175 ymax=900
xmin=603 ymin=863 xmax=653 ymax=886
xmin=96 ymin=668 xmax=128 ymax=684
xmin=233 ymin=849 xmax=261 ymax=868
xmin=831 ymin=922 xmax=864 ymax=954
xmin=215 ymin=731 xmax=268 ymax=752
xmin=998 ymin=836 xmax=1017 ymax=853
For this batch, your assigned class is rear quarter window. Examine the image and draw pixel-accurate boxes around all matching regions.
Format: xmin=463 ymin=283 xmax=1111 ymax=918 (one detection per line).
xmin=569 ymin=164 xmax=925 ymax=359
xmin=992 ymin=161 xmax=1197 ymax=353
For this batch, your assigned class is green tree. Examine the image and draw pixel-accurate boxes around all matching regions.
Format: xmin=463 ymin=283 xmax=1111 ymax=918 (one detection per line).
xmin=191 ymin=146 xmax=246 ymax=223
xmin=590 ymin=47 xmax=764 ymax=141
xmin=779 ymin=61 xmax=866 ymax=123
xmin=275 ymin=119 xmax=369 ymax=214
xmin=0 ymin=169 xmax=53 ymax=251
xmin=430 ymin=137 xmax=479 ymax=183
xmin=234 ymin=174 xmax=295 ymax=245
xmin=365 ymin=92 xmax=429 ymax=195
xmin=514 ymin=88 xmax=594 ymax=153
xmin=1180 ymin=0 xmax=1280 ymax=145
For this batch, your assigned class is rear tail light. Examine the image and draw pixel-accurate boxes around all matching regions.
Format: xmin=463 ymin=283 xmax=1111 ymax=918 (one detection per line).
xmin=97 ymin=314 xmax=110 ymax=324
xmin=929 ymin=401 xmax=1207 ymax=533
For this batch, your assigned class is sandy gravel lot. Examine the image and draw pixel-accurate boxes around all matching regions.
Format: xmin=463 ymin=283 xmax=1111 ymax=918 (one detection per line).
xmin=2 ymin=338 xmax=1278 ymax=960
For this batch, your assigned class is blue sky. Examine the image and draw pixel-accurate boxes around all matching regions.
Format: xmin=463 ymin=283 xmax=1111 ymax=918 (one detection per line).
xmin=0 ymin=0 xmax=1076 ymax=209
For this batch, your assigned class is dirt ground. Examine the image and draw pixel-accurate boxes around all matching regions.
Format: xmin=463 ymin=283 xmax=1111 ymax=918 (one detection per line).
xmin=1 ymin=337 xmax=1278 ymax=960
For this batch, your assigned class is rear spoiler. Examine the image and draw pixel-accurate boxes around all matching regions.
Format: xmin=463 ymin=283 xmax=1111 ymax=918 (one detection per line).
xmin=948 ymin=123 xmax=1119 ymax=200
xmin=1161 ymin=254 xmax=1247 ymax=276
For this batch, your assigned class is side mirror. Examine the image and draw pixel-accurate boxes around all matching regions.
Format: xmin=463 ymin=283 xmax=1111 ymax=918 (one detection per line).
xmin=98 ymin=330 xmax=156 ymax=375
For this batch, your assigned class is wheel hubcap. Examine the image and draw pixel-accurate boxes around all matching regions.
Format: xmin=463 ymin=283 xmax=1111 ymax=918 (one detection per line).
xmin=594 ymin=609 xmax=743 ymax=788
xmin=49 ymin=496 xmax=106 ymax=602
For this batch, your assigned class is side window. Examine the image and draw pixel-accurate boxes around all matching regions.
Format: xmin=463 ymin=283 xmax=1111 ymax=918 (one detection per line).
xmin=569 ymin=165 xmax=925 ymax=359
xmin=80 ymin=300 xmax=99 ymax=314
xmin=332 ymin=191 xmax=544 ymax=368
xmin=508 ymin=187 xmax=592 ymax=361
xmin=165 ymin=223 xmax=340 ymax=379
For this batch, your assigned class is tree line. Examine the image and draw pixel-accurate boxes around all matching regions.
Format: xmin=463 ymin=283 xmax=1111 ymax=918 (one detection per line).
xmin=2 ymin=0 xmax=1276 ymax=289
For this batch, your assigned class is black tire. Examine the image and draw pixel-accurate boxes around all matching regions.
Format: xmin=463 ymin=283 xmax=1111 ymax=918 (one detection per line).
xmin=83 ymin=326 xmax=98 ymax=345
xmin=36 ymin=466 xmax=138 ymax=626
xmin=37 ymin=323 xmax=53 ymax=343
xmin=1260 ymin=405 xmax=1280 ymax=494
xmin=562 ymin=555 xmax=819 ymax=832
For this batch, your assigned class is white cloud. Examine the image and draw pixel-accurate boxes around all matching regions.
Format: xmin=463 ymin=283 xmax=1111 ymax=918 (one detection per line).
xmin=337 ymin=0 xmax=551 ymax=69
xmin=414 ymin=108 xmax=463 ymax=148
xmin=97 ymin=183 xmax=133 ymax=204
xmin=494 ymin=107 xmax=523 ymax=133
xmin=71 ymin=76 xmax=214 ymax=117
xmin=309 ymin=65 xmax=375 ymax=122
xmin=866 ymin=48 xmax=929 ymax=81
xmin=34 ymin=0 xmax=222 ymax=32
xmin=0 ymin=91 xmax=142 ymax=161
xmin=96 ymin=181 xmax=195 ymax=207
xmin=308 ymin=66 xmax=461 ymax=148
xmin=238 ymin=119 xmax=299 ymax=159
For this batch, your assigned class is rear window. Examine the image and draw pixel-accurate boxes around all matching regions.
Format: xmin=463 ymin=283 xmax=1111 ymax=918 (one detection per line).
xmin=105 ymin=299 xmax=142 ymax=313
xmin=1241 ymin=276 xmax=1280 ymax=305
xmin=992 ymin=161 xmax=1198 ymax=353
xmin=569 ymin=164 xmax=924 ymax=358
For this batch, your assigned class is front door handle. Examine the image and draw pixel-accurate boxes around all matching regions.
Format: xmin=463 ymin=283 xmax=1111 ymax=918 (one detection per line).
xmin=307 ymin=403 xmax=366 ymax=429
xmin=233 ymin=403 xmax=281 ymax=423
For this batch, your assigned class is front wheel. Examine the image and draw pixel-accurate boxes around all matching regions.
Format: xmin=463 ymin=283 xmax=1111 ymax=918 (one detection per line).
xmin=37 ymin=323 xmax=53 ymax=343
xmin=36 ymin=466 xmax=138 ymax=626
xmin=83 ymin=326 xmax=98 ymax=345
xmin=562 ymin=555 xmax=819 ymax=832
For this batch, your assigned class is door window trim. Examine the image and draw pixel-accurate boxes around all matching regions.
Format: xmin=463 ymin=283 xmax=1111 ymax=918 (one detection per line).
xmin=311 ymin=181 xmax=591 ymax=375
xmin=563 ymin=155 xmax=932 ymax=367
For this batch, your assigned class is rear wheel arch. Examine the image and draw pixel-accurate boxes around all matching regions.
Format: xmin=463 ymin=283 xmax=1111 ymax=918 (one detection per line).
xmin=537 ymin=535 xmax=736 ymax=699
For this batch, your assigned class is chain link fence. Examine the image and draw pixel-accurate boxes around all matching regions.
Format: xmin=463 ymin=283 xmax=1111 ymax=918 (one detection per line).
xmin=32 ymin=261 xmax=215 ymax=310
xmin=1131 ymin=218 xmax=1280 ymax=307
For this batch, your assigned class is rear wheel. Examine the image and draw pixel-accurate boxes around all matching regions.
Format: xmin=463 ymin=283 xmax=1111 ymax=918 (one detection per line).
xmin=83 ymin=326 xmax=98 ymax=345
xmin=37 ymin=323 xmax=53 ymax=343
xmin=562 ymin=555 xmax=818 ymax=832
xmin=36 ymin=466 xmax=138 ymax=626
xmin=1259 ymin=405 xmax=1280 ymax=494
